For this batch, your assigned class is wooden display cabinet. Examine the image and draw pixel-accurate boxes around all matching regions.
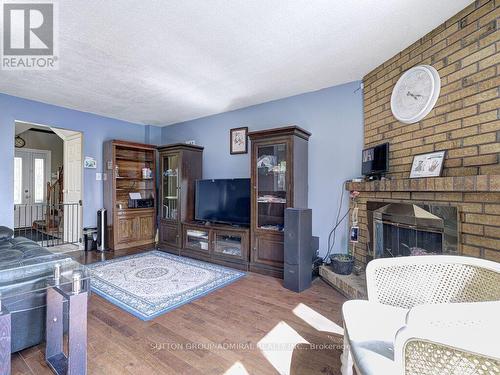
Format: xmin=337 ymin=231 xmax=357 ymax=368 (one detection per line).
xmin=157 ymin=144 xmax=203 ymax=253
xmin=248 ymin=126 xmax=310 ymax=278
xmin=103 ymin=140 xmax=157 ymax=250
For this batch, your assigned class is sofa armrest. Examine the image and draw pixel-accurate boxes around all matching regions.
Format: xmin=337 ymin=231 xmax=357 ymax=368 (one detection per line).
xmin=0 ymin=227 xmax=13 ymax=241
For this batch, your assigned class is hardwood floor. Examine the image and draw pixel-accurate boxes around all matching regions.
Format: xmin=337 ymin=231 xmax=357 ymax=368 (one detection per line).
xmin=12 ymin=248 xmax=347 ymax=375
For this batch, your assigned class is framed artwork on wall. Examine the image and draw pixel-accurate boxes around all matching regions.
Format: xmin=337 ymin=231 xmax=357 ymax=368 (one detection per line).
xmin=230 ymin=127 xmax=248 ymax=155
xmin=84 ymin=156 xmax=97 ymax=169
xmin=410 ymin=151 xmax=445 ymax=178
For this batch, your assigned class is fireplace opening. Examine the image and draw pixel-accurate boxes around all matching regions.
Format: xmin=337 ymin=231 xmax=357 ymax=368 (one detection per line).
xmin=368 ymin=202 xmax=458 ymax=259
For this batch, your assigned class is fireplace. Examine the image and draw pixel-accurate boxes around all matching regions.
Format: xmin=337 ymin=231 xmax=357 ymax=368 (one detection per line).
xmin=368 ymin=202 xmax=458 ymax=259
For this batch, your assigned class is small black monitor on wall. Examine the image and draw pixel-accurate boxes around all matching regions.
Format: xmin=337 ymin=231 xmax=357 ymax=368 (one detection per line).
xmin=362 ymin=143 xmax=389 ymax=177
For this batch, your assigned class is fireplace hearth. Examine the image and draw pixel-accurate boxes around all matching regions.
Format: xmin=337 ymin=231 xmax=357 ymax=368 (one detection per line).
xmin=369 ymin=202 xmax=458 ymax=259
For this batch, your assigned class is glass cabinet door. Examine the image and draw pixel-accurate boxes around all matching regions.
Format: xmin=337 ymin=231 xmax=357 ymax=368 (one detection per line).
xmin=213 ymin=233 xmax=243 ymax=258
xmin=256 ymin=143 xmax=287 ymax=231
xmin=162 ymin=154 xmax=179 ymax=220
xmin=185 ymin=228 xmax=210 ymax=252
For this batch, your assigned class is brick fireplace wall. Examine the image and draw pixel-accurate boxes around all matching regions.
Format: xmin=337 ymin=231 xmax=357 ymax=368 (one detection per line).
xmin=347 ymin=176 xmax=500 ymax=264
xmin=364 ymin=0 xmax=499 ymax=178
xmin=349 ymin=1 xmax=500 ymax=268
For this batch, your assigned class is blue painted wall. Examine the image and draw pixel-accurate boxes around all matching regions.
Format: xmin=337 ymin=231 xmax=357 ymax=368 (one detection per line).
xmin=0 ymin=93 xmax=152 ymax=228
xmin=162 ymin=81 xmax=364 ymax=256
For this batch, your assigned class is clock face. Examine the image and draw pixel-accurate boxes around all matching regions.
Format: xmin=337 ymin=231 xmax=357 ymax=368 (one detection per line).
xmin=390 ymin=65 xmax=441 ymax=124
xmin=15 ymin=136 xmax=26 ymax=148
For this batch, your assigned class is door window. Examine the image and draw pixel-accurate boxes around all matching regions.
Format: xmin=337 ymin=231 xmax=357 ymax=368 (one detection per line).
xmin=14 ymin=157 xmax=22 ymax=204
xmin=34 ymin=158 xmax=45 ymax=203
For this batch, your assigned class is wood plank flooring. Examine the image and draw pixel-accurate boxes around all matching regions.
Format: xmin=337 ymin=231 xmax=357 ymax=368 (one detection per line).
xmin=12 ymin=248 xmax=347 ymax=375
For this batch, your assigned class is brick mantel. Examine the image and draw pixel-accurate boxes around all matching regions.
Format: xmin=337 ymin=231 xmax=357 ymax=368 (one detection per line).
xmin=346 ymin=175 xmax=500 ymax=192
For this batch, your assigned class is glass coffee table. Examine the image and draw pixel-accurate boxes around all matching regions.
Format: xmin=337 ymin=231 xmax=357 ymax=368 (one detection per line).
xmin=0 ymin=255 xmax=90 ymax=375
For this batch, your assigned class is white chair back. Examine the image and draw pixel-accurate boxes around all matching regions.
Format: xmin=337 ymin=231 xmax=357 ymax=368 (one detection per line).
xmin=366 ymin=255 xmax=500 ymax=309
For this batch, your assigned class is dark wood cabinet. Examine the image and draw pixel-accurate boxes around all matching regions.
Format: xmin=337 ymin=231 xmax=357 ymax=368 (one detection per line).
xmin=160 ymin=222 xmax=181 ymax=249
xmin=103 ymin=140 xmax=157 ymax=250
xmin=248 ymin=126 xmax=310 ymax=278
xmin=180 ymin=222 xmax=249 ymax=270
xmin=157 ymin=144 xmax=203 ymax=253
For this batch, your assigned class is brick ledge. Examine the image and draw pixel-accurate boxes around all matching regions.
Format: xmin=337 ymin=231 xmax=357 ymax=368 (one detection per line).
xmin=346 ymin=175 xmax=500 ymax=193
xmin=319 ymin=265 xmax=367 ymax=300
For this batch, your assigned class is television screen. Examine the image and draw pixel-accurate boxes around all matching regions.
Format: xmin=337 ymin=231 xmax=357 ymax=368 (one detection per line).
xmin=195 ymin=179 xmax=251 ymax=225
xmin=362 ymin=143 xmax=389 ymax=176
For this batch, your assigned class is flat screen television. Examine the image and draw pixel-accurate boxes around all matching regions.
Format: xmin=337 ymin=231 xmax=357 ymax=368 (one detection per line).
xmin=362 ymin=143 xmax=389 ymax=176
xmin=195 ymin=178 xmax=251 ymax=225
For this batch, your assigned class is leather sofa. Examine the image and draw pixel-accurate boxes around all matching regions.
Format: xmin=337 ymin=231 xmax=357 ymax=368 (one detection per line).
xmin=0 ymin=226 xmax=70 ymax=352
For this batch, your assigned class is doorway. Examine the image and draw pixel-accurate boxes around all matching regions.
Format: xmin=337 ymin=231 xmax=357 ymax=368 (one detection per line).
xmin=14 ymin=121 xmax=83 ymax=247
xmin=14 ymin=148 xmax=51 ymax=228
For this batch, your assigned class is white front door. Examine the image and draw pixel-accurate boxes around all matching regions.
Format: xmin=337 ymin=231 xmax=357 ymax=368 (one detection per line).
xmin=63 ymin=133 xmax=82 ymax=242
xmin=14 ymin=149 xmax=51 ymax=228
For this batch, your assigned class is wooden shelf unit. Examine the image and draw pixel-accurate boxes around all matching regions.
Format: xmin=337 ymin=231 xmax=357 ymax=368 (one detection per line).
xmin=157 ymin=143 xmax=203 ymax=251
xmin=248 ymin=126 xmax=310 ymax=278
xmin=104 ymin=140 xmax=157 ymax=250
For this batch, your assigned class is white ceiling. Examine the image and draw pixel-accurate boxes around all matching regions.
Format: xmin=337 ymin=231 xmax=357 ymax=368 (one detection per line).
xmin=0 ymin=0 xmax=472 ymax=126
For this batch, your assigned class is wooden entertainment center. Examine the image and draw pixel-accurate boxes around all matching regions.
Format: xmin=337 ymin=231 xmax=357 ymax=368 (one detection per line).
xmin=158 ymin=126 xmax=310 ymax=277
xmin=105 ymin=126 xmax=310 ymax=278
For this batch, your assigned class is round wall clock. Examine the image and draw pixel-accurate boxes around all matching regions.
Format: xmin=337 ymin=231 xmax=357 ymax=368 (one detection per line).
xmin=390 ymin=65 xmax=441 ymax=124
xmin=15 ymin=136 xmax=26 ymax=148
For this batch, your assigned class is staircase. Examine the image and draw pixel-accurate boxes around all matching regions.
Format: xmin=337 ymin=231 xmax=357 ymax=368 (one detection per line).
xmin=33 ymin=166 xmax=63 ymax=232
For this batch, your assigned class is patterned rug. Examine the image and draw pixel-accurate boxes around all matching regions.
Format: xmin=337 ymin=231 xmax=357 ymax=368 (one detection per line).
xmin=87 ymin=250 xmax=245 ymax=320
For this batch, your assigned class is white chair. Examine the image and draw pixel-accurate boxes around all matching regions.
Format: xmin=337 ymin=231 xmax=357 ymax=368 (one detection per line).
xmin=341 ymin=255 xmax=500 ymax=375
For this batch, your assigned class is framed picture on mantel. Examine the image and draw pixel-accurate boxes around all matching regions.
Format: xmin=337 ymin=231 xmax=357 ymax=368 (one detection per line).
xmin=410 ymin=151 xmax=446 ymax=178
xmin=230 ymin=127 xmax=248 ymax=155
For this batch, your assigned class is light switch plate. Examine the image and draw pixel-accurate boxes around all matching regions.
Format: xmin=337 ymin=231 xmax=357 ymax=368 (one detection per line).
xmin=96 ymin=173 xmax=102 ymax=181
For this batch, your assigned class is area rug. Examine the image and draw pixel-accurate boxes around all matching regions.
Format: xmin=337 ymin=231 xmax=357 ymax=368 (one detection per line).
xmin=87 ymin=250 xmax=245 ymax=320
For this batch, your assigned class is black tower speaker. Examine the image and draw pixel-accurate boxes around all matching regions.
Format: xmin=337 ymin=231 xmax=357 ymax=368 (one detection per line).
xmin=284 ymin=208 xmax=312 ymax=292
xmin=97 ymin=208 xmax=108 ymax=251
